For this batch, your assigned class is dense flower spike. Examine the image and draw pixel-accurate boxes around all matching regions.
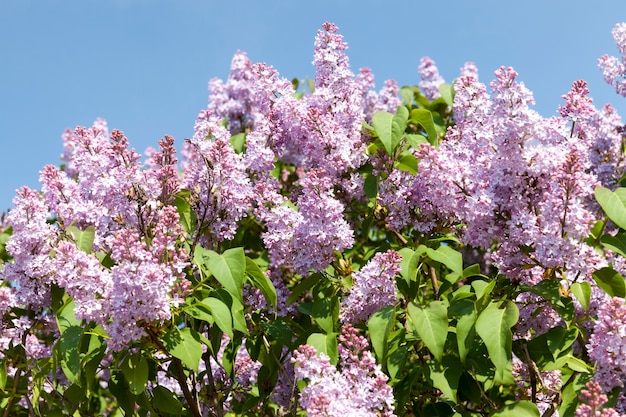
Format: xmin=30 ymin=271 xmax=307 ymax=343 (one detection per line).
xmin=576 ymin=381 xmax=626 ymax=417
xmin=600 ymin=23 xmax=626 ymax=97
xmin=292 ymin=325 xmax=395 ymax=417
xmin=418 ymin=56 xmax=446 ymax=100
xmin=2 ymin=187 xmax=56 ymax=309
xmin=340 ymin=250 xmax=402 ymax=323
xmin=588 ymin=297 xmax=626 ymax=393
xmin=182 ymin=114 xmax=255 ymax=243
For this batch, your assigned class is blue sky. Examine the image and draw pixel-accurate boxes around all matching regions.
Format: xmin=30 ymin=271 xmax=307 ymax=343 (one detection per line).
xmin=2 ymin=0 xmax=626 ymax=211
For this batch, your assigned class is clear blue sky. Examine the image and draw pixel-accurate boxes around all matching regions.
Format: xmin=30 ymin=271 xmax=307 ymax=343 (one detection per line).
xmin=2 ymin=0 xmax=626 ymax=212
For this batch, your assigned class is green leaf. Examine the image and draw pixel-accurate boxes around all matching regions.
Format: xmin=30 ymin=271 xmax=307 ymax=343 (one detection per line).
xmin=595 ymin=186 xmax=626 ymax=230
xmin=287 ymin=273 xmax=322 ymax=305
xmin=396 ymin=153 xmax=418 ymax=174
xmin=121 ymin=353 xmax=149 ymax=395
xmin=593 ymin=267 xmax=626 ymax=297
xmin=438 ymin=83 xmax=455 ymax=107
xmin=204 ymin=247 xmax=246 ymax=301
xmin=399 ymin=246 xmax=427 ymax=283
xmin=450 ymin=300 xmax=476 ymax=364
xmin=600 ymin=232 xmax=626 ymax=257
xmin=400 ymin=87 xmax=414 ymax=105
xmin=570 ymin=282 xmax=591 ymax=311
xmin=426 ymin=356 xmax=462 ymax=400
xmin=493 ymin=400 xmax=540 ymax=417
xmin=58 ymin=326 xmax=82 ymax=383
xmin=174 ymin=190 xmax=193 ymax=234
xmin=298 ymin=298 xmax=336 ymax=334
xmin=212 ymin=289 xmax=248 ymax=334
xmin=372 ymin=106 xmax=409 ymax=155
xmin=427 ymin=246 xmax=463 ymax=274
xmin=163 ymin=328 xmax=203 ymax=372
xmin=230 ymin=132 xmax=246 ymax=153
xmin=184 ymin=301 xmax=215 ymax=324
xmin=563 ymin=355 xmax=592 ymax=373
xmin=475 ymin=300 xmax=518 ymax=385
xmin=245 ymin=257 xmax=277 ymax=311
xmin=368 ymin=305 xmax=395 ymax=364
xmin=306 ymin=333 xmax=338 ymax=365
xmin=422 ymin=402 xmax=455 ymax=417
xmin=202 ymin=297 xmax=233 ymax=338
xmin=0 ymin=360 xmax=6 ymax=391
xmin=405 ymin=133 xmax=429 ymax=148
xmin=56 ymin=298 xmax=81 ymax=334
xmin=410 ymin=108 xmax=438 ymax=145
xmin=152 ymin=386 xmax=184 ymax=415
xmin=66 ymin=224 xmax=96 ymax=254
xmin=407 ymin=301 xmax=448 ymax=362
xmin=364 ymin=173 xmax=378 ymax=199
xmin=544 ymin=326 xmax=578 ymax=358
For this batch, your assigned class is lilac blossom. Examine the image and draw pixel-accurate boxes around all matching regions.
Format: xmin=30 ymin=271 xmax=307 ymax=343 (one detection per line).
xmin=418 ymin=56 xmax=446 ymax=100
xmin=340 ymin=250 xmax=402 ymax=323
xmin=587 ymin=297 xmax=626 ymax=393
xmin=576 ymin=380 xmax=626 ymax=417
xmin=259 ymin=170 xmax=354 ymax=275
xmin=181 ymin=113 xmax=255 ymax=243
xmin=292 ymin=325 xmax=395 ymax=417
xmin=387 ymin=68 xmax=616 ymax=288
xmin=2 ymin=187 xmax=56 ymax=309
xmin=356 ymin=68 xmax=401 ymax=121
xmin=269 ymin=22 xmax=367 ymax=179
xmin=599 ymin=23 xmax=626 ymax=97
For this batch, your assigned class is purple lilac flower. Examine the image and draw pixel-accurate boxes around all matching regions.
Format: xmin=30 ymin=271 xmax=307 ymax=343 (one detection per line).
xmin=587 ymin=297 xmax=626 ymax=393
xmin=269 ymin=22 xmax=367 ymax=180
xmin=576 ymin=380 xmax=626 ymax=417
xmin=259 ymin=170 xmax=354 ymax=275
xmin=292 ymin=325 xmax=395 ymax=417
xmin=340 ymin=250 xmax=402 ymax=323
xmin=2 ymin=187 xmax=56 ymax=309
xmin=418 ymin=56 xmax=446 ymax=101
xmin=181 ymin=114 xmax=255 ymax=243
xmin=599 ymin=23 xmax=626 ymax=97
xmin=391 ymin=69 xmax=616 ymax=288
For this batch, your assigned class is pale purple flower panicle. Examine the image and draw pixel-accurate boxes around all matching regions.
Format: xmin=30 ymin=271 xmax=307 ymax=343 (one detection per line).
xmin=340 ymin=250 xmax=402 ymax=323
xmin=418 ymin=56 xmax=446 ymax=101
xmin=599 ymin=23 xmax=626 ymax=97
xmin=356 ymin=68 xmax=401 ymax=121
xmin=2 ymin=187 xmax=56 ymax=309
xmin=292 ymin=325 xmax=395 ymax=417
xmin=182 ymin=113 xmax=255 ymax=243
xmin=576 ymin=380 xmax=626 ymax=417
xmin=390 ymin=68 xmax=615 ymax=289
xmin=269 ymin=22 xmax=367 ymax=181
xmin=460 ymin=61 xmax=479 ymax=79
xmin=4 ymin=120 xmax=190 ymax=351
xmin=587 ymin=297 xmax=626 ymax=393
xmin=259 ymin=170 xmax=354 ymax=275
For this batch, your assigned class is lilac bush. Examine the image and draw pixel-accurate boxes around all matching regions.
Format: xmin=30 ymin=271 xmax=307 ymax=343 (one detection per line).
xmin=3 ymin=20 xmax=626 ymax=417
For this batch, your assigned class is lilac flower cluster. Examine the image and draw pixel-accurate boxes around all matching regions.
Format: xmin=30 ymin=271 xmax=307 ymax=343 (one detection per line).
xmin=587 ymin=297 xmax=626 ymax=393
xmin=292 ymin=325 xmax=395 ymax=417
xmin=599 ymin=23 xmax=626 ymax=97
xmin=418 ymin=56 xmax=446 ymax=101
xmin=576 ymin=380 xmax=626 ymax=417
xmin=182 ymin=113 xmax=255 ymax=244
xmin=340 ymin=250 xmax=402 ymax=323
xmin=381 ymin=64 xmax=621 ymax=287
xmin=2 ymin=123 xmax=188 ymax=351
